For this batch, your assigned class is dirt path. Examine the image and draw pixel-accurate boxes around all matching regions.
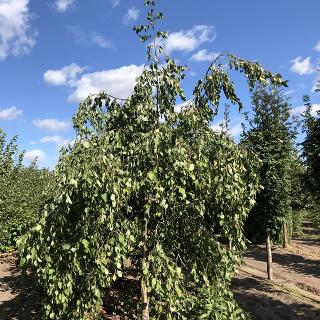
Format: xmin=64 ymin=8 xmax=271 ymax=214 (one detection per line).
xmin=232 ymin=271 xmax=320 ymax=320
xmin=0 ymin=253 xmax=38 ymax=320
xmin=241 ymin=243 xmax=320 ymax=298
xmin=232 ymin=221 xmax=320 ymax=319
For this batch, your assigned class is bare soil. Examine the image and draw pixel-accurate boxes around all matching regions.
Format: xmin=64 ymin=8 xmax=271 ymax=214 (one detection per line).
xmin=231 ymin=220 xmax=320 ymax=320
xmin=0 ymin=253 xmax=38 ymax=320
xmin=232 ymin=272 xmax=320 ymax=320
xmin=1 ymin=221 xmax=320 ymax=320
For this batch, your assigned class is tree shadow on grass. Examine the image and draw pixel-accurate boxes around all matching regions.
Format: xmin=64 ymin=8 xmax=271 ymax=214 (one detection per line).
xmin=232 ymin=276 xmax=320 ymax=320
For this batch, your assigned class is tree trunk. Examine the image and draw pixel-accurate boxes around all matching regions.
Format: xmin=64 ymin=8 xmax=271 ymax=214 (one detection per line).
xmin=141 ymin=214 xmax=149 ymax=320
xmin=282 ymin=222 xmax=288 ymax=248
xmin=266 ymin=234 xmax=273 ymax=280
xmin=282 ymin=222 xmax=288 ymax=249
xmin=141 ymin=275 xmax=149 ymax=320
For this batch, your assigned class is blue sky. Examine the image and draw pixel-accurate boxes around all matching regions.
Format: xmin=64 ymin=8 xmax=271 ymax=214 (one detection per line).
xmin=0 ymin=0 xmax=319 ymax=168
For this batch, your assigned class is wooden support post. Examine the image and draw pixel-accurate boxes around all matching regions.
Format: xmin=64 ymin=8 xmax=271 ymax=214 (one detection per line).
xmin=283 ymin=222 xmax=288 ymax=249
xmin=266 ymin=234 xmax=273 ymax=280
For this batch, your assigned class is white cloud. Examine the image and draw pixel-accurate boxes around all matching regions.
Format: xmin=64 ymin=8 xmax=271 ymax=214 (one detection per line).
xmin=24 ymin=149 xmax=45 ymax=162
xmin=291 ymin=104 xmax=320 ymax=116
xmin=0 ymin=106 xmax=23 ymax=120
xmin=211 ymin=121 xmax=224 ymax=132
xmin=290 ymin=57 xmax=314 ymax=75
xmin=55 ymin=0 xmax=75 ymax=12
xmin=188 ymin=70 xmax=197 ymax=77
xmin=33 ymin=119 xmax=70 ymax=131
xmin=164 ymin=25 xmax=216 ymax=54
xmin=39 ymin=135 xmax=69 ymax=147
xmin=311 ymin=72 xmax=320 ymax=92
xmin=158 ymin=99 xmax=192 ymax=123
xmin=111 ymin=0 xmax=120 ymax=7
xmin=123 ymin=7 xmax=140 ymax=24
xmin=44 ymin=63 xmax=85 ymax=86
xmin=190 ymin=49 xmax=219 ymax=62
xmin=91 ymin=32 xmax=112 ymax=48
xmin=68 ymin=64 xmax=144 ymax=102
xmin=174 ymin=99 xmax=192 ymax=113
xmin=211 ymin=121 xmax=242 ymax=137
xmin=44 ymin=63 xmax=144 ymax=103
xmin=70 ymin=65 xmax=144 ymax=102
xmin=228 ymin=123 xmax=243 ymax=136
xmin=0 ymin=0 xmax=36 ymax=60
xmin=314 ymin=41 xmax=320 ymax=52
xmin=68 ymin=26 xmax=112 ymax=49
xmin=284 ymin=89 xmax=296 ymax=96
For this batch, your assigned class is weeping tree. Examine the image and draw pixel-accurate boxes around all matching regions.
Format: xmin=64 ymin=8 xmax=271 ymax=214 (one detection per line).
xmin=0 ymin=129 xmax=52 ymax=251
xmin=242 ymin=86 xmax=295 ymax=280
xmin=19 ymin=2 xmax=286 ymax=319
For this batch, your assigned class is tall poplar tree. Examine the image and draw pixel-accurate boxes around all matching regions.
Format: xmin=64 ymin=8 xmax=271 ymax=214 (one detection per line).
xmin=302 ymin=95 xmax=320 ymax=203
xmin=242 ymin=86 xmax=295 ymax=279
xmin=301 ymin=93 xmax=320 ymax=228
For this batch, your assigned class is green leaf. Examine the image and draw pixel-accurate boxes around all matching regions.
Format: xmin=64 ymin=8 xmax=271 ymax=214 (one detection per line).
xmin=81 ymin=239 xmax=89 ymax=251
xmin=147 ymin=171 xmax=155 ymax=181
xmin=66 ymin=194 xmax=72 ymax=204
xmin=178 ymin=187 xmax=186 ymax=198
xmin=82 ymin=141 xmax=90 ymax=148
xmin=62 ymin=244 xmax=70 ymax=250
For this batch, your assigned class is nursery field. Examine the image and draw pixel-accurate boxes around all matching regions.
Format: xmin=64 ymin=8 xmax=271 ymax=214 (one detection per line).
xmin=1 ymin=1 xmax=320 ymax=319
xmin=1 ymin=221 xmax=319 ymax=320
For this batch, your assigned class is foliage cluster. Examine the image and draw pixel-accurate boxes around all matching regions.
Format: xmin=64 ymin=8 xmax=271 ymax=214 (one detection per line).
xmin=20 ymin=2 xmax=287 ymax=319
xmin=288 ymin=155 xmax=307 ymax=236
xmin=302 ymin=96 xmax=320 ymax=201
xmin=0 ymin=129 xmax=52 ymax=251
xmin=242 ymin=87 xmax=296 ymax=243
xmin=301 ymin=95 xmax=320 ymax=226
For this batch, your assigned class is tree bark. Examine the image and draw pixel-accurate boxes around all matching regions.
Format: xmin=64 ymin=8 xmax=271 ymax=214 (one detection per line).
xmin=282 ymin=222 xmax=288 ymax=249
xmin=229 ymin=239 xmax=233 ymax=251
xmin=266 ymin=234 xmax=273 ymax=280
xmin=141 ymin=213 xmax=149 ymax=320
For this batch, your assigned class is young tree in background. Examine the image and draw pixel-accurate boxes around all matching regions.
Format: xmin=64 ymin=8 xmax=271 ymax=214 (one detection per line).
xmin=242 ymin=87 xmax=295 ymax=280
xmin=302 ymin=96 xmax=320 ymax=201
xmin=301 ymin=95 xmax=320 ymax=225
xmin=288 ymin=154 xmax=308 ymax=235
xmin=0 ymin=129 xmax=52 ymax=251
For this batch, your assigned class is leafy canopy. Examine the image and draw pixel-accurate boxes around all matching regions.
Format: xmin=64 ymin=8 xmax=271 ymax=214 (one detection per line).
xmin=0 ymin=129 xmax=52 ymax=251
xmin=242 ymin=87 xmax=296 ymax=243
xmin=302 ymin=95 xmax=320 ymax=201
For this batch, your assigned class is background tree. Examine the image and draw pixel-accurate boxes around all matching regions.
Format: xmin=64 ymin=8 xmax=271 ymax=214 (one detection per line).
xmin=302 ymin=95 xmax=320 ymax=199
xmin=301 ymin=95 xmax=320 ymax=225
xmin=0 ymin=128 xmax=52 ymax=251
xmin=20 ymin=2 xmax=286 ymax=319
xmin=288 ymin=154 xmax=308 ymax=235
xmin=242 ymin=86 xmax=295 ymax=279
